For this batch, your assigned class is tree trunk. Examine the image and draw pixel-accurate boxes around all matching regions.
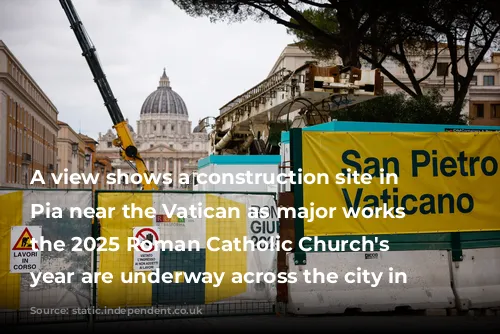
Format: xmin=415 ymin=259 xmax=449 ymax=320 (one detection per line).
xmin=370 ymin=24 xmax=379 ymax=69
xmin=338 ymin=41 xmax=362 ymax=68
xmin=452 ymin=88 xmax=468 ymax=123
xmin=336 ymin=4 xmax=362 ymax=68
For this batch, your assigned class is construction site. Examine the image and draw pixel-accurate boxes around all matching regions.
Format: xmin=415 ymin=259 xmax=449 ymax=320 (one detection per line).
xmin=1 ymin=0 xmax=500 ymax=332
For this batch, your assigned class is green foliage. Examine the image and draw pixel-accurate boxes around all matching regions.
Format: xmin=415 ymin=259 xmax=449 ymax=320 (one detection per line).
xmin=331 ymin=90 xmax=468 ymax=125
xmin=172 ymin=0 xmax=499 ymax=121
xmin=288 ymin=9 xmax=338 ymax=60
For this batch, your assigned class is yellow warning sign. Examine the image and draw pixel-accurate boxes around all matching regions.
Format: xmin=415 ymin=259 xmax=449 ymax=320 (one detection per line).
xmin=12 ymin=227 xmax=38 ymax=250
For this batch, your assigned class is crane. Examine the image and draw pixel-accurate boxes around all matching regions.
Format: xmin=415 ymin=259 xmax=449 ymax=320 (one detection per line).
xmin=60 ymin=0 xmax=158 ymax=190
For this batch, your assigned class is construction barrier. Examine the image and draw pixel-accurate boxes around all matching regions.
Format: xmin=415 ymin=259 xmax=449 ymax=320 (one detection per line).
xmin=286 ymin=250 xmax=455 ymax=314
xmin=286 ymin=247 xmax=500 ymax=314
xmin=452 ymin=247 xmax=500 ymax=310
xmin=0 ymin=189 xmax=93 ymax=323
xmin=94 ymin=191 xmax=278 ymax=319
xmin=2 ymin=125 xmax=499 ymax=322
xmin=0 ymin=189 xmax=278 ymax=325
xmin=286 ymin=127 xmax=500 ymax=315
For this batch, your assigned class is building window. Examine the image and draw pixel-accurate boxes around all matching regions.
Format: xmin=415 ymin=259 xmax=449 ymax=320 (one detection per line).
xmin=492 ymin=104 xmax=500 ymax=118
xmin=471 ymin=75 xmax=477 ymax=85
xmin=107 ymin=141 xmax=112 ymax=148
xmin=154 ymin=125 xmax=157 ymax=131
xmin=162 ymin=125 xmax=165 ymax=131
xmin=8 ymin=125 xmax=12 ymax=152
xmin=171 ymin=125 xmax=175 ymax=131
xmin=484 ymin=76 xmax=495 ymax=86
xmin=437 ymin=63 xmax=448 ymax=76
xmin=475 ymin=104 xmax=484 ymax=118
xmin=13 ymin=128 xmax=17 ymax=152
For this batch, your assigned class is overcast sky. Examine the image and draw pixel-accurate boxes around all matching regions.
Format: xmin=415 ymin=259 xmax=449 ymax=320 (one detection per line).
xmin=0 ymin=0 xmax=294 ymax=139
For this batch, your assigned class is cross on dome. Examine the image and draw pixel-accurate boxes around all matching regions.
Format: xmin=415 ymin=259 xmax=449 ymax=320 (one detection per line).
xmin=159 ymin=67 xmax=170 ymax=87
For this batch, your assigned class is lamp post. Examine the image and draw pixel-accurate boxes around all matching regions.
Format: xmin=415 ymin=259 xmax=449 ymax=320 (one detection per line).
xmin=71 ymin=142 xmax=79 ymax=156
xmin=100 ymin=166 xmax=105 ymax=189
xmin=70 ymin=142 xmax=79 ymax=189
xmin=111 ymin=167 xmax=116 ymax=190
xmin=85 ymin=153 xmax=91 ymax=167
xmin=94 ymin=161 xmax=101 ymax=190
xmin=21 ymin=161 xmax=29 ymax=189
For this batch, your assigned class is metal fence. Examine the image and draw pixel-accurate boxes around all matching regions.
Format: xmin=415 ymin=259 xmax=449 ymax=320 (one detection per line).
xmin=0 ymin=189 xmax=278 ymax=326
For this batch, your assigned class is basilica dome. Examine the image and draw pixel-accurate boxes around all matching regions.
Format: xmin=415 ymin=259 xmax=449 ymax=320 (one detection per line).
xmin=140 ymin=69 xmax=188 ymax=116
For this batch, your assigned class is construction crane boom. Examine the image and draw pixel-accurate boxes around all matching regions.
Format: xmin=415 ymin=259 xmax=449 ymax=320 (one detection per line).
xmin=60 ymin=0 xmax=157 ymax=190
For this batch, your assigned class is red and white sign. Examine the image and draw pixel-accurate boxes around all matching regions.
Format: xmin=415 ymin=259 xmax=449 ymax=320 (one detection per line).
xmin=10 ymin=226 xmax=42 ymax=273
xmin=132 ymin=226 xmax=160 ymax=271
xmin=134 ymin=227 xmax=159 ymax=252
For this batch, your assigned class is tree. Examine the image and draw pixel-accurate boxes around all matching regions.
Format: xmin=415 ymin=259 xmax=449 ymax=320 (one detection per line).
xmin=172 ymin=0 xmax=394 ymax=67
xmin=287 ymin=1 xmax=500 ymax=120
xmin=173 ymin=1 xmax=435 ymax=95
xmin=407 ymin=0 xmax=500 ymax=119
xmin=173 ymin=0 xmax=500 ymax=123
xmin=331 ymin=89 xmax=467 ymax=125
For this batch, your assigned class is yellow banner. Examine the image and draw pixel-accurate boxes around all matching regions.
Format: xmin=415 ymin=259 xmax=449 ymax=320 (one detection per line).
xmin=302 ymin=132 xmax=500 ymax=236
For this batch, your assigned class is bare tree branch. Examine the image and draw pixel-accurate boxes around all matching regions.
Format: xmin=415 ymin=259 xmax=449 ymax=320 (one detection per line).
xmin=418 ymin=38 xmax=441 ymax=83
xmin=360 ymin=52 xmax=419 ymax=98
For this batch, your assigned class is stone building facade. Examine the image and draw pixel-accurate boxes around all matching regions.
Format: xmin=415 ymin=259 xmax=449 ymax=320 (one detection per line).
xmin=97 ymin=69 xmax=209 ymax=189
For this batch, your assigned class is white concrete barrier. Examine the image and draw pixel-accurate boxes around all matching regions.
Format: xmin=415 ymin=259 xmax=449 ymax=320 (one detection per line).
xmin=452 ymin=247 xmax=500 ymax=310
xmin=286 ymin=251 xmax=455 ymax=314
